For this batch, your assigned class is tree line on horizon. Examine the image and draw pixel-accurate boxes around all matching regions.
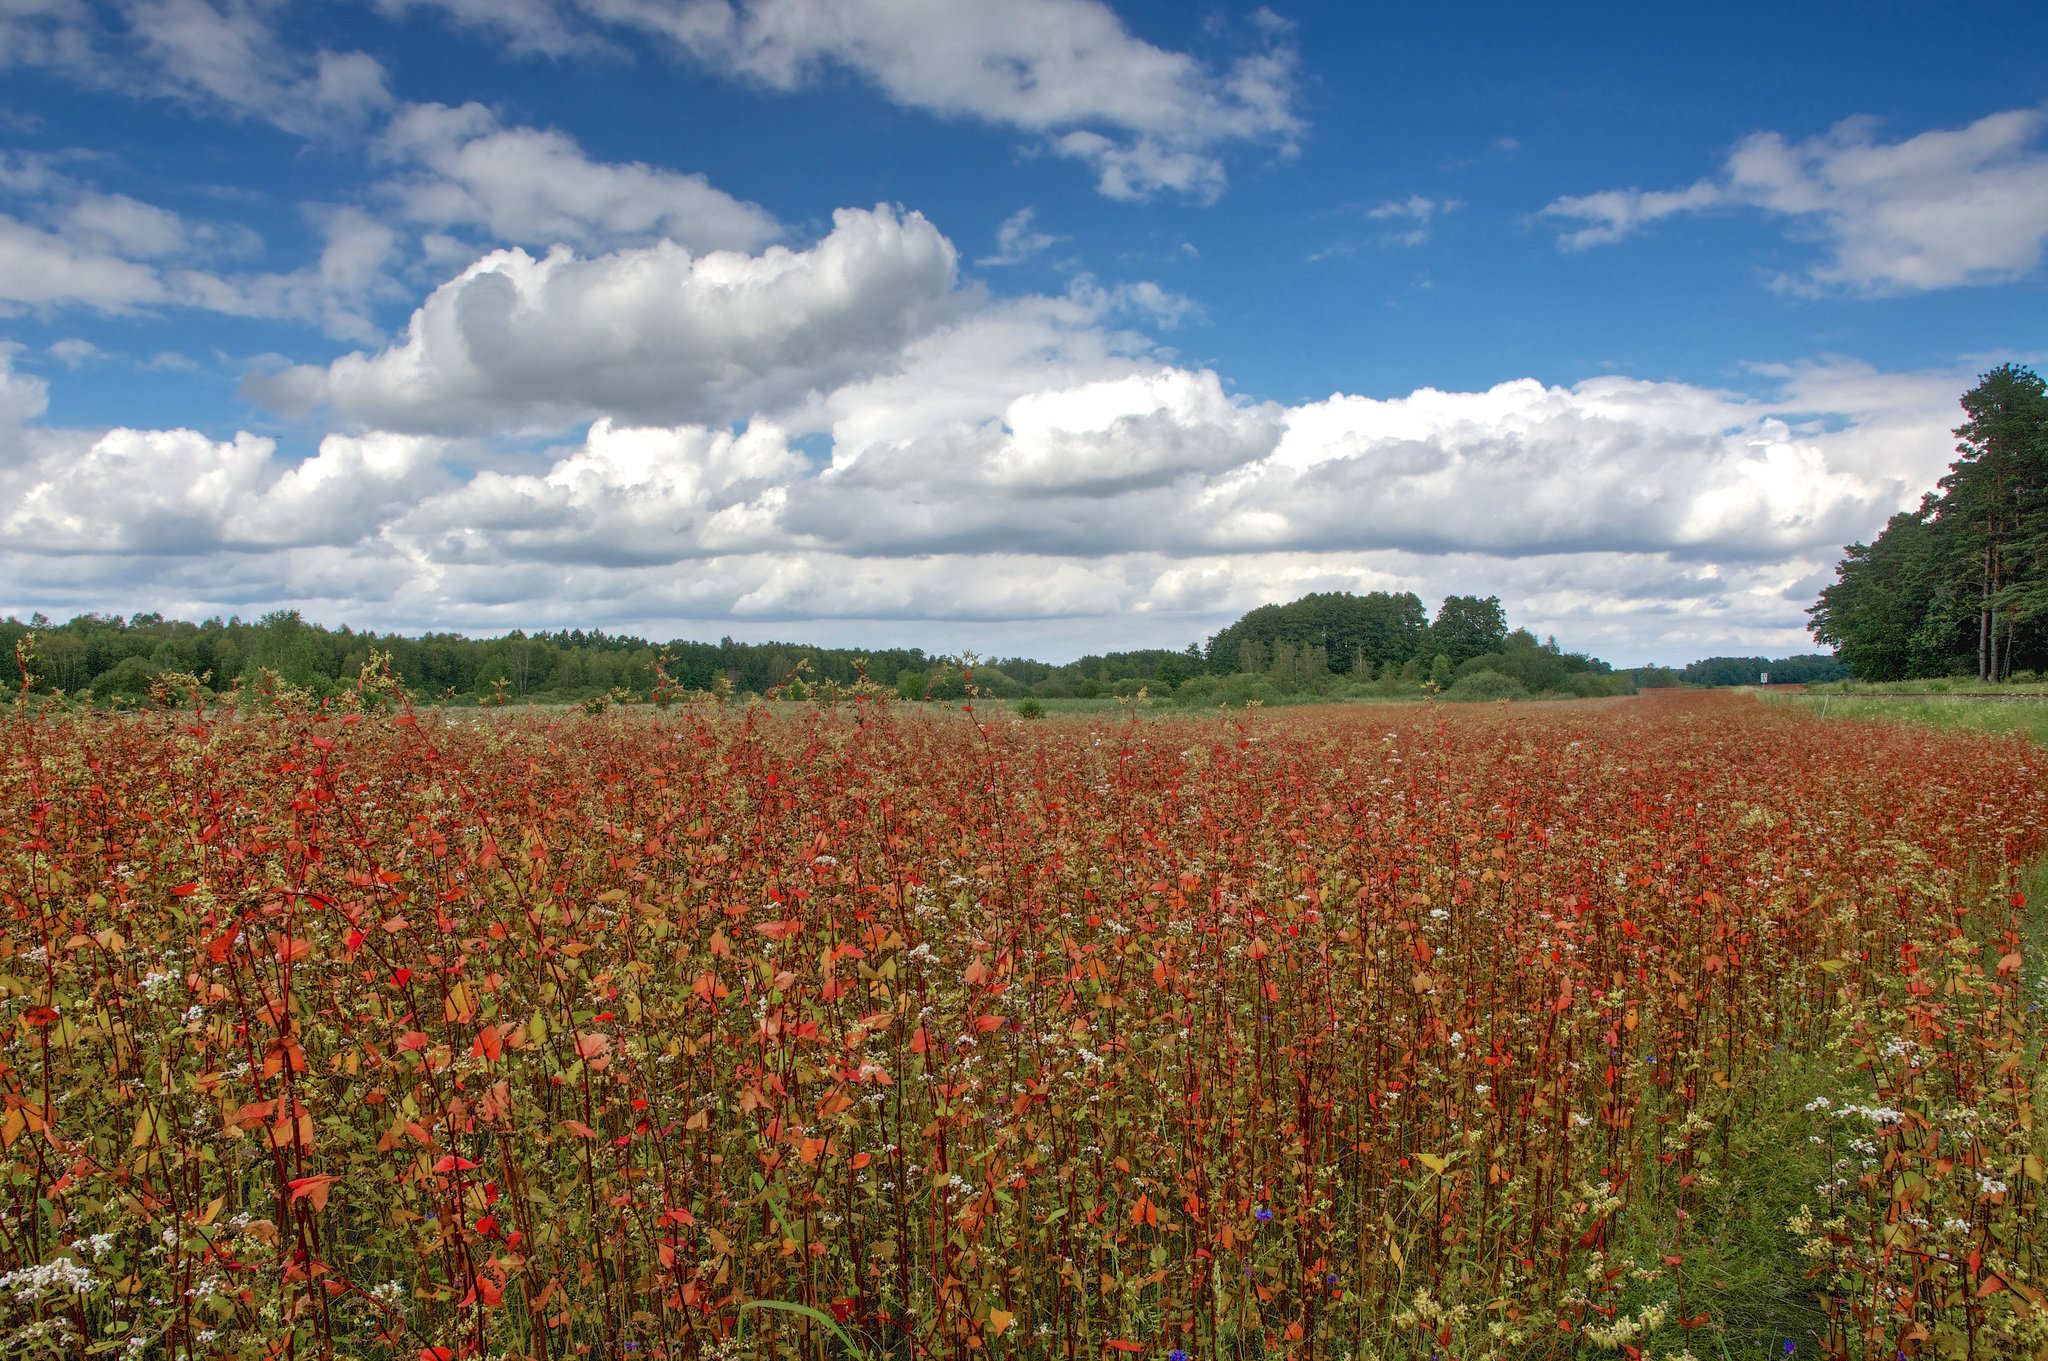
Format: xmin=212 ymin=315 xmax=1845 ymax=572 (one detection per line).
xmin=0 ymin=592 xmax=1838 ymax=709
xmin=1811 ymin=364 xmax=2048 ymax=681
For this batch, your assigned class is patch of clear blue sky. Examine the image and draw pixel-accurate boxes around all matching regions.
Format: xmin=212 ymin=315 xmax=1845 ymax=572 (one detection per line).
xmin=8 ymin=0 xmax=2048 ymax=440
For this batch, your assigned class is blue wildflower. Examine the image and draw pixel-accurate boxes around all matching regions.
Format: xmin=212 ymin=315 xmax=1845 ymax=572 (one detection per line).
xmin=1256 ymin=1207 xmax=1273 ymax=1222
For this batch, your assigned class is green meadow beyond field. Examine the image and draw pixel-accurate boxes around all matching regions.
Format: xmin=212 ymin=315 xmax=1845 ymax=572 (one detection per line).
xmin=3 ymin=690 xmax=2047 ymax=1361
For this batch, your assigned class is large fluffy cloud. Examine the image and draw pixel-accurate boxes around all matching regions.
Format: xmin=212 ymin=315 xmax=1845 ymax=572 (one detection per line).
xmin=758 ymin=366 xmax=1934 ymax=564
xmin=247 ymin=205 xmax=965 ymax=433
xmin=1544 ymin=108 xmax=2048 ymax=293
xmin=5 ymin=424 xmax=447 ymax=552
xmin=392 ymin=419 xmax=804 ymax=566
xmin=2 ymin=331 xmax=1972 ymax=662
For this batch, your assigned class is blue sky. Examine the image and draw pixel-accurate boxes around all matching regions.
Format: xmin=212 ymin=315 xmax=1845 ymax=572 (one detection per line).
xmin=2 ymin=0 xmax=2045 ymax=665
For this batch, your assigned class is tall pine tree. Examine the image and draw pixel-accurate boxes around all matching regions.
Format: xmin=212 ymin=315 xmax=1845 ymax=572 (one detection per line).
xmin=1811 ymin=365 xmax=2048 ymax=679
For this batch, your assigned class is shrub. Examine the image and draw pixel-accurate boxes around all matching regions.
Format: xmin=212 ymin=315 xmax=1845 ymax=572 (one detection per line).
xmin=1565 ymin=671 xmax=1636 ymax=698
xmin=1015 ymin=697 xmax=1045 ymax=719
xmin=971 ymin=666 xmax=1028 ymax=698
xmin=1189 ymin=673 xmax=1280 ymax=706
xmin=92 ymin=654 xmax=159 ymax=700
xmin=1442 ymin=668 xmax=1528 ymax=701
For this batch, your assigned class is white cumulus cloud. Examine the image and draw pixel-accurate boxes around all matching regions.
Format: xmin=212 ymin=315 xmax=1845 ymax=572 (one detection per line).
xmin=5 ymin=424 xmax=447 ymax=553
xmin=246 ymin=204 xmax=965 ymax=433
xmin=391 ymin=418 xmax=804 ymax=567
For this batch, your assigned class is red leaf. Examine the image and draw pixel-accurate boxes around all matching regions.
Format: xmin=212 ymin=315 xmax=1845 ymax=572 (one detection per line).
xmin=475 ymin=1264 xmax=504 ymax=1308
xmin=287 ymin=1174 xmax=341 ymax=1213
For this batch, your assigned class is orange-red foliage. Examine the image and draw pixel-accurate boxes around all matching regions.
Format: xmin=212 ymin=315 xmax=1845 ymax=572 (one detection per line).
xmin=0 ymin=691 xmax=2043 ymax=1359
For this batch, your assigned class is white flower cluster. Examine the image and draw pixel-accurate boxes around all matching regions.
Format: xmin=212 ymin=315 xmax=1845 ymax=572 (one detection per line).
xmin=1 ymin=1258 xmax=98 ymax=1303
xmin=1811 ymin=1098 xmax=1905 ymax=1126
xmin=1584 ymin=1301 xmax=1668 ymax=1349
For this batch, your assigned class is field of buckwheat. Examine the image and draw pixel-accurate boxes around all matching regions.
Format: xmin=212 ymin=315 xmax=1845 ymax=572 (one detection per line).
xmin=3 ymin=689 xmax=2048 ymax=1361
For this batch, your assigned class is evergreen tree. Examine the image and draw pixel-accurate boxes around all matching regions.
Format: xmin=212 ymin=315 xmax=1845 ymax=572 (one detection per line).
xmin=1811 ymin=366 xmax=2048 ymax=679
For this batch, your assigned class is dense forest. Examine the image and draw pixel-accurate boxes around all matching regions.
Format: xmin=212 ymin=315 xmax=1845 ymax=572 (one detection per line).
xmin=0 ymin=590 xmax=1647 ymax=707
xmin=1678 ymin=654 xmax=1853 ymax=687
xmin=1810 ymin=364 xmax=2048 ymax=680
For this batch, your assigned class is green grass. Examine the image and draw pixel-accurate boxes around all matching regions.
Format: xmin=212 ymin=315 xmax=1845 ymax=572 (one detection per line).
xmin=1804 ymin=676 xmax=2048 ymax=698
xmin=1760 ymin=688 xmax=2048 ymax=744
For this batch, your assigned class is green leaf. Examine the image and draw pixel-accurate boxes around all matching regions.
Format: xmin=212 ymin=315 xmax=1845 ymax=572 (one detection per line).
xmin=737 ymin=1299 xmax=874 ymax=1358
